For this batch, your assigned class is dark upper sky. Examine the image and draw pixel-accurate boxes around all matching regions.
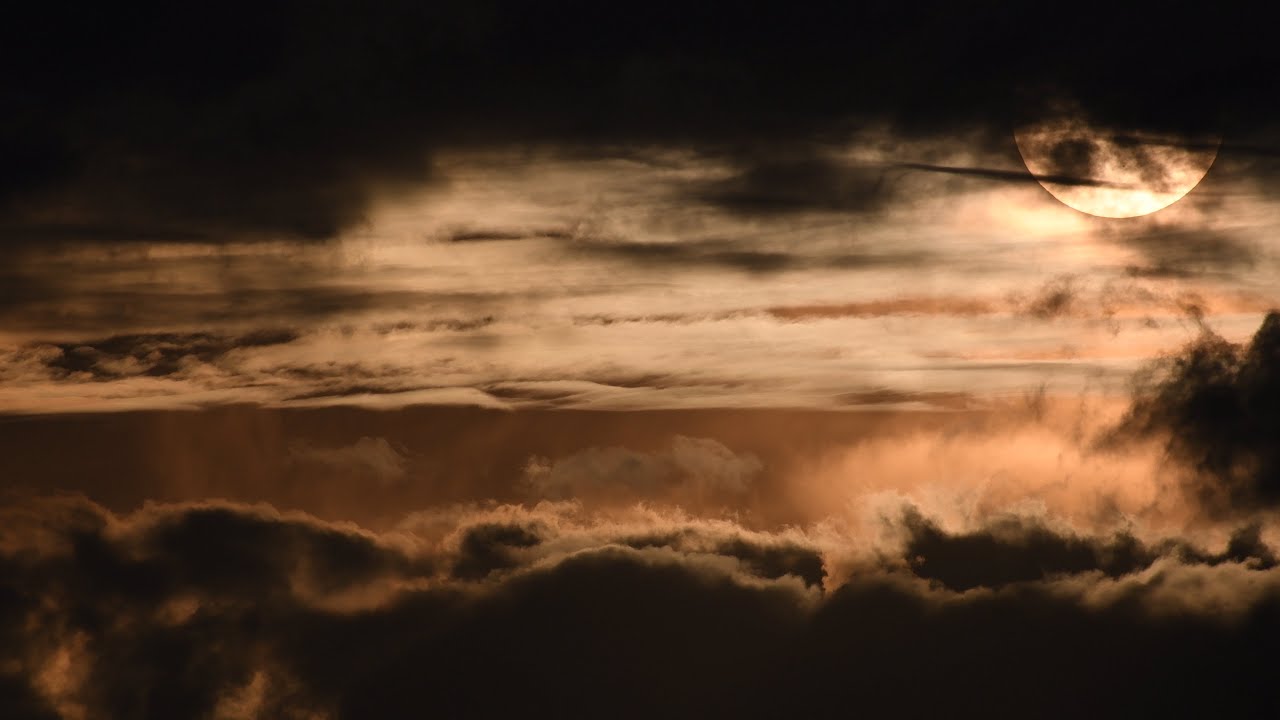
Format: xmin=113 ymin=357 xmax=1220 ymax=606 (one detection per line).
xmin=2 ymin=1 xmax=1273 ymax=243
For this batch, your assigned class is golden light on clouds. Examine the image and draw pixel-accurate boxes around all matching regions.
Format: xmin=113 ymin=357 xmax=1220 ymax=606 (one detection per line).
xmin=1015 ymin=117 xmax=1219 ymax=218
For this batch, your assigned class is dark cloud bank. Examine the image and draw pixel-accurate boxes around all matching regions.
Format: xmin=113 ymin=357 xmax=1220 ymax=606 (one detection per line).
xmin=2 ymin=494 xmax=1279 ymax=719
xmin=2 ymin=1 xmax=1275 ymax=245
xmin=4 ymin=313 xmax=1280 ymax=717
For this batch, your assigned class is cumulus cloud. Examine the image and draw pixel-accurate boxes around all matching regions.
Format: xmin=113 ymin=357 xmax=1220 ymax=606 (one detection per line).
xmin=1115 ymin=310 xmax=1280 ymax=513
xmin=2 ymin=494 xmax=1280 ymax=718
xmin=522 ymin=436 xmax=762 ymax=504
xmin=289 ymin=437 xmax=409 ymax=487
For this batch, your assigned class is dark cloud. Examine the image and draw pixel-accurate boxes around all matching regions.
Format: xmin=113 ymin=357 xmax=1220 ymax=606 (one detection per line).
xmin=715 ymin=537 xmax=826 ymax=588
xmin=573 ymin=237 xmax=799 ymax=273
xmin=899 ymin=508 xmax=1154 ymax=590
xmin=446 ymin=228 xmax=573 ymax=243
xmin=694 ymin=155 xmax=893 ymax=216
xmin=0 ymin=281 xmax=527 ymax=332
xmin=787 ymin=573 xmax=1280 ymax=719
xmin=1115 ymin=311 xmax=1280 ymax=512
xmin=894 ymin=161 xmax=1130 ymax=188
xmin=1112 ymin=224 xmax=1258 ymax=279
xmin=34 ymin=330 xmax=298 ymax=380
xmin=2 ymin=2 xmax=1270 ymax=245
xmin=450 ymin=522 xmax=543 ymax=580
xmin=834 ymin=389 xmax=972 ymax=409
xmin=3 ymin=496 xmax=1280 ymax=718
xmin=371 ymin=317 xmax=497 ymax=334
xmin=898 ymin=507 xmax=1276 ymax=593
xmin=437 ymin=220 xmax=922 ymax=274
xmin=569 ymin=235 xmax=930 ymax=274
xmin=689 ymin=154 xmax=1130 ymax=221
xmin=1022 ymin=275 xmax=1080 ymax=320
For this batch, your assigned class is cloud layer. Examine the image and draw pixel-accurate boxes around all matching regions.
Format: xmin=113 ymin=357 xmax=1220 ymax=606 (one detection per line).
xmin=2 ymin=494 xmax=1279 ymax=719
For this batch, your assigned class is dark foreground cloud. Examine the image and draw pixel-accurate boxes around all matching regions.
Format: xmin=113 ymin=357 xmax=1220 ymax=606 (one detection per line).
xmin=3 ymin=495 xmax=1280 ymax=718
xmin=2 ymin=1 xmax=1273 ymax=245
xmin=1117 ymin=310 xmax=1280 ymax=513
xmin=899 ymin=507 xmax=1276 ymax=592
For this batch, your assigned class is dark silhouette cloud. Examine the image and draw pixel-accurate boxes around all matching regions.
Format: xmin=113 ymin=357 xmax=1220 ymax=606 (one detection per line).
xmin=684 ymin=149 xmax=1136 ymax=221
xmin=694 ymin=155 xmax=894 ymax=216
xmin=1116 ymin=311 xmax=1280 ymax=512
xmin=899 ymin=507 xmax=1276 ymax=593
xmin=447 ymin=228 xmax=573 ymax=243
xmin=450 ymin=522 xmax=543 ymax=581
xmin=1113 ymin=225 xmax=1258 ymax=278
xmin=899 ymin=508 xmax=1154 ymax=591
xmin=568 ymin=235 xmax=931 ymax=274
xmin=3 ymin=495 xmax=1280 ymax=718
xmin=786 ymin=574 xmax=1280 ymax=719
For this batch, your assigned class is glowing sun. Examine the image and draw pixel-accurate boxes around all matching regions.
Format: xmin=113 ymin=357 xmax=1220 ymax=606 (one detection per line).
xmin=1014 ymin=115 xmax=1219 ymax=218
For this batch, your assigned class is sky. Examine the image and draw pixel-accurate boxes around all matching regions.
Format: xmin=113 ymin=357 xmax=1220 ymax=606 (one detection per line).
xmin=4 ymin=3 xmax=1280 ymax=718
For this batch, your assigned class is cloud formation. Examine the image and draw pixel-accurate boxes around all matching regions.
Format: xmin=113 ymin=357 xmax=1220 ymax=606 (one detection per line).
xmin=289 ymin=437 xmax=409 ymax=487
xmin=2 ymin=494 xmax=1279 ymax=718
xmin=1117 ymin=310 xmax=1280 ymax=513
xmin=522 ymin=435 xmax=762 ymax=504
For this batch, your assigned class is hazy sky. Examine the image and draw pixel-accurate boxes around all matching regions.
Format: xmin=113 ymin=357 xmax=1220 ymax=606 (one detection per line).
xmin=4 ymin=3 xmax=1280 ymax=718
xmin=2 ymin=144 xmax=1277 ymax=414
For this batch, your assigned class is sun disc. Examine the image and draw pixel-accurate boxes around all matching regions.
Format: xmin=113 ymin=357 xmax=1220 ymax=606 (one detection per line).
xmin=1014 ymin=116 xmax=1219 ymax=218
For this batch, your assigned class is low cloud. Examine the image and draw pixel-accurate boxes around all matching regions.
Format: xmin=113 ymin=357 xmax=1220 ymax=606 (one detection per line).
xmin=523 ymin=436 xmax=762 ymax=505
xmin=2 ymin=495 xmax=1280 ymax=718
xmin=289 ymin=437 xmax=410 ymax=487
xmin=1114 ymin=310 xmax=1280 ymax=513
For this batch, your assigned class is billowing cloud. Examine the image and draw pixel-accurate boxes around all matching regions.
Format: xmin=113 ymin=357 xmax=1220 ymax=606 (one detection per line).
xmin=2 ymin=2 xmax=1272 ymax=247
xmin=2 ymin=494 xmax=1280 ymax=718
xmin=289 ymin=437 xmax=409 ymax=487
xmin=1116 ymin=310 xmax=1280 ymax=513
xmin=522 ymin=435 xmax=762 ymax=504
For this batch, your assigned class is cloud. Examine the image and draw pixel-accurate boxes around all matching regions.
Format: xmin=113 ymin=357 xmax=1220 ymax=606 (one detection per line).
xmin=692 ymin=154 xmax=893 ymax=216
xmin=3 ymin=495 xmax=1280 ymax=718
xmin=565 ymin=234 xmax=929 ymax=274
xmin=687 ymin=152 xmax=1135 ymax=221
xmin=571 ymin=237 xmax=799 ymax=273
xmin=896 ymin=506 xmax=1276 ymax=592
xmin=1114 ymin=310 xmax=1280 ymax=513
xmin=33 ymin=330 xmax=298 ymax=381
xmin=522 ymin=436 xmax=762 ymax=504
xmin=894 ymin=161 xmax=1134 ymax=188
xmin=289 ymin=437 xmax=409 ymax=487
xmin=762 ymin=277 xmax=1274 ymax=328
xmin=1113 ymin=224 xmax=1258 ymax=278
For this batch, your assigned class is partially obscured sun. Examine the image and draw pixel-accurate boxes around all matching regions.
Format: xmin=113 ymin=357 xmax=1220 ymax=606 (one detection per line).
xmin=1015 ymin=115 xmax=1219 ymax=218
